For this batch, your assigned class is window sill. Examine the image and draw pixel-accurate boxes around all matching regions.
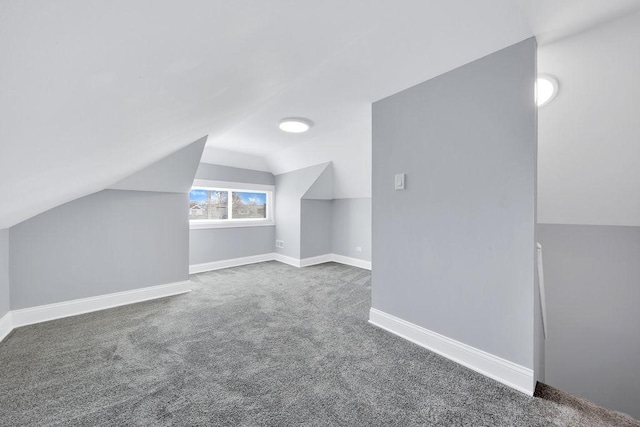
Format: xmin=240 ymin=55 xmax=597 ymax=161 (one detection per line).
xmin=190 ymin=221 xmax=275 ymax=230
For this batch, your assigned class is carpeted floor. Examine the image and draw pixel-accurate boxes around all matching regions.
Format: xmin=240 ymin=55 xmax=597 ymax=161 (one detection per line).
xmin=0 ymin=261 xmax=637 ymax=426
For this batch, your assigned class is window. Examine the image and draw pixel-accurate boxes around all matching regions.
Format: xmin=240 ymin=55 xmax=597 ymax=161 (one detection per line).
xmin=189 ymin=180 xmax=274 ymax=229
xmin=231 ymin=191 xmax=267 ymax=219
xmin=189 ymin=189 xmax=229 ymax=220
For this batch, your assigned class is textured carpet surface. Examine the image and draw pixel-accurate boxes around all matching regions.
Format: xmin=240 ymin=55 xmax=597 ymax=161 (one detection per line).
xmin=0 ymin=261 xmax=637 ymax=426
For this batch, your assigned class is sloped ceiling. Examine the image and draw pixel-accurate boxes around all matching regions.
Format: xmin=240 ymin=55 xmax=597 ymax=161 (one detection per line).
xmin=1 ymin=0 xmax=639 ymax=228
xmin=302 ymin=163 xmax=333 ymax=201
xmin=109 ymin=136 xmax=206 ymax=194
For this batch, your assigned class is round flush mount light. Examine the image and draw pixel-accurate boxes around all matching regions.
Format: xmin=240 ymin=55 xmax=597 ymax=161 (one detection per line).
xmin=279 ymin=117 xmax=313 ymax=133
xmin=536 ymin=74 xmax=559 ymax=108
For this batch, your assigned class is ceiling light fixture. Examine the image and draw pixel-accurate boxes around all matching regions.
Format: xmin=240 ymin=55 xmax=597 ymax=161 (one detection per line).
xmin=536 ymin=74 xmax=559 ymax=108
xmin=279 ymin=117 xmax=313 ymax=133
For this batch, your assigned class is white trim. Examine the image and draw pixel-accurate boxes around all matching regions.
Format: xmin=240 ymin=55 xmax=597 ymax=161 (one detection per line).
xmin=189 ymin=182 xmax=275 ymax=229
xmin=0 ymin=312 xmax=12 ymax=344
xmin=298 ymin=254 xmax=371 ymax=269
xmin=331 ymin=254 xmax=372 ymax=270
xmin=188 ymin=253 xmax=372 ymax=273
xmin=299 ymin=254 xmax=333 ymax=267
xmin=274 ymin=253 xmax=372 ymax=269
xmin=536 ymin=242 xmax=548 ymax=339
xmin=368 ymin=308 xmax=534 ymax=396
xmin=273 ymin=253 xmax=301 ymax=267
xmin=190 ymin=221 xmax=275 ymax=230
xmin=192 ymin=179 xmax=275 ymax=192
xmin=189 ymin=253 xmax=275 ymax=274
xmin=11 ymin=281 xmax=191 ymax=328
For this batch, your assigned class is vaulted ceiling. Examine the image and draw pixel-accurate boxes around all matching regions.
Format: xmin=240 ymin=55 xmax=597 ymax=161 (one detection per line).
xmin=1 ymin=0 xmax=639 ymax=228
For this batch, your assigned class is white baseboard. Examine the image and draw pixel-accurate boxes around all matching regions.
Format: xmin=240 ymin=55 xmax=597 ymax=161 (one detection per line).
xmin=189 ymin=253 xmax=372 ymax=273
xmin=295 ymin=253 xmax=371 ymax=270
xmin=280 ymin=253 xmax=371 ymax=270
xmin=0 ymin=312 xmax=12 ymax=344
xmin=368 ymin=308 xmax=534 ymax=396
xmin=299 ymin=254 xmax=333 ymax=267
xmin=273 ymin=253 xmax=300 ymax=267
xmin=331 ymin=254 xmax=372 ymax=270
xmin=189 ymin=253 xmax=275 ymax=274
xmin=11 ymin=281 xmax=191 ymax=328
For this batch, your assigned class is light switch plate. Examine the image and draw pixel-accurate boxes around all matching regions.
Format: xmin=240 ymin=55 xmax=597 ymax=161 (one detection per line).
xmin=395 ymin=173 xmax=405 ymax=190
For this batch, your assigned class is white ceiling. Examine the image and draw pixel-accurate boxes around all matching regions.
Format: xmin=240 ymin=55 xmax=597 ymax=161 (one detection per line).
xmin=538 ymin=8 xmax=640 ymax=226
xmin=517 ymin=0 xmax=640 ymax=44
xmin=1 ymin=0 xmax=639 ymax=228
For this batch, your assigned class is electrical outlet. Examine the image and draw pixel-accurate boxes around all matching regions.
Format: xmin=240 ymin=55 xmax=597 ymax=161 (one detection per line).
xmin=275 ymin=240 xmax=284 ymax=249
xmin=355 ymin=246 xmax=363 ymax=252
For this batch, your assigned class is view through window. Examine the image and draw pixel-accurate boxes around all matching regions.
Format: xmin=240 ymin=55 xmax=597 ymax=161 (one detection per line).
xmin=189 ymin=188 xmax=268 ymax=221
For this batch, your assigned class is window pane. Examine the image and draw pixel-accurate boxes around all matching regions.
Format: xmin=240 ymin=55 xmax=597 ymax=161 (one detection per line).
xmin=189 ymin=189 xmax=208 ymax=220
xmin=231 ymin=192 xmax=266 ymax=219
xmin=189 ymin=189 xmax=228 ymax=220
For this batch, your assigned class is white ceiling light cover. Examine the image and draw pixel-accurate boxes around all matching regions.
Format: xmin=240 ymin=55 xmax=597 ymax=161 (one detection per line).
xmin=537 ymin=74 xmax=559 ymax=107
xmin=279 ymin=118 xmax=313 ymax=133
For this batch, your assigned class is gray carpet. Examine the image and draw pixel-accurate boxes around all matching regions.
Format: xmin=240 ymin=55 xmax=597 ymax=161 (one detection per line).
xmin=0 ymin=261 xmax=637 ymax=426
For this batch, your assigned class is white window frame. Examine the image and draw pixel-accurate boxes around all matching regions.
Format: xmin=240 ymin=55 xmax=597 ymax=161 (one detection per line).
xmin=189 ymin=180 xmax=275 ymax=229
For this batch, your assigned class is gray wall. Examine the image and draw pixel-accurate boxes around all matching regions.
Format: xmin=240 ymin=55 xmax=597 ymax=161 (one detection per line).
xmin=274 ymin=163 xmax=329 ymax=259
xmin=300 ymin=200 xmax=332 ymax=259
xmin=193 ymin=162 xmax=370 ymax=264
xmin=332 ymin=198 xmax=371 ymax=262
xmin=537 ymin=224 xmax=640 ymax=418
xmin=189 ymin=163 xmax=275 ymax=266
xmin=190 ymin=227 xmax=275 ymax=265
xmin=302 ymin=163 xmax=333 ymax=200
xmin=371 ymin=38 xmax=537 ymax=368
xmin=10 ymin=190 xmax=188 ymax=309
xmin=110 ymin=137 xmax=207 ymax=193
xmin=0 ymin=229 xmax=9 ymax=319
